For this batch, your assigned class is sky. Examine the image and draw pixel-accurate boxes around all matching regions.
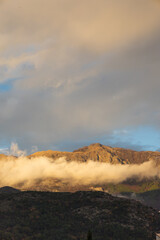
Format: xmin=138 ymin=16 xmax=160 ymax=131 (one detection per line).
xmin=1 ymin=0 xmax=160 ymax=154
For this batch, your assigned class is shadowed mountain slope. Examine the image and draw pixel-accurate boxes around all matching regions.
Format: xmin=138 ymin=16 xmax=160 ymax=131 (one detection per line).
xmin=0 ymin=191 xmax=159 ymax=240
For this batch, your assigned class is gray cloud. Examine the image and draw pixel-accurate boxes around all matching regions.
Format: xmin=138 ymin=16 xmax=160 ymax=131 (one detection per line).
xmin=0 ymin=0 xmax=160 ymax=151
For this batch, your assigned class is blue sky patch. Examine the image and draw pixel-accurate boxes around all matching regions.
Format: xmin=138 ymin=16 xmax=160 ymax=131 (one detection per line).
xmin=0 ymin=78 xmax=17 ymax=92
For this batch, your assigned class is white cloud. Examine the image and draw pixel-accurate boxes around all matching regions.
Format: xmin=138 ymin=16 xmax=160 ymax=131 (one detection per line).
xmin=9 ymin=142 xmax=26 ymax=156
xmin=0 ymin=156 xmax=159 ymax=189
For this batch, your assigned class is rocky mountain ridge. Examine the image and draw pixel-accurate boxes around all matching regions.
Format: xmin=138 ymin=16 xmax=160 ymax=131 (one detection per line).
xmin=1 ymin=143 xmax=160 ymax=165
xmin=29 ymin=143 xmax=160 ymax=165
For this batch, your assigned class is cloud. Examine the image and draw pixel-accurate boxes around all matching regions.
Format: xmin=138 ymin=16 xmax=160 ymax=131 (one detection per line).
xmin=0 ymin=0 xmax=160 ymax=150
xmin=1 ymin=0 xmax=160 ymax=87
xmin=1 ymin=0 xmax=160 ymax=52
xmin=0 ymin=147 xmax=9 ymax=154
xmin=0 ymin=155 xmax=159 ymax=190
xmin=9 ymin=142 xmax=26 ymax=157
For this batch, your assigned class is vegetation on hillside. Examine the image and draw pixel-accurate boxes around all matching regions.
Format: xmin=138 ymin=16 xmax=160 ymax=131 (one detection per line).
xmin=0 ymin=191 xmax=159 ymax=240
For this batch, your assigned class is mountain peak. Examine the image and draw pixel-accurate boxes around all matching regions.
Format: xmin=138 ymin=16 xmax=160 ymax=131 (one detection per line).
xmin=28 ymin=143 xmax=160 ymax=165
xmin=90 ymin=143 xmax=103 ymax=147
xmin=73 ymin=143 xmax=105 ymax=153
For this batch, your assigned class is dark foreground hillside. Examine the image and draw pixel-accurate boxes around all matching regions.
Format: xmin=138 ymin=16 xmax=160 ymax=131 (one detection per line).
xmin=0 ymin=191 xmax=159 ymax=240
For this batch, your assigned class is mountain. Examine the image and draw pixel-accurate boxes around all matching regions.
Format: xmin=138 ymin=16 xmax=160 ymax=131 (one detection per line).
xmin=0 ymin=143 xmax=159 ymax=210
xmin=0 ymin=186 xmax=20 ymax=194
xmin=118 ymin=189 xmax=160 ymax=210
xmin=29 ymin=143 xmax=160 ymax=165
xmin=1 ymin=143 xmax=159 ymax=165
xmin=28 ymin=143 xmax=160 ymax=210
xmin=0 ymin=154 xmax=16 ymax=161
xmin=137 ymin=189 xmax=160 ymax=210
xmin=0 ymin=190 xmax=159 ymax=240
xmin=0 ymin=154 xmax=8 ymax=160
xmin=29 ymin=143 xmax=126 ymax=164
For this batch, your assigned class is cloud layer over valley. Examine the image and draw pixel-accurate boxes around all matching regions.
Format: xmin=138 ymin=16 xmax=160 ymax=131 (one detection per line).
xmin=0 ymin=155 xmax=159 ymax=190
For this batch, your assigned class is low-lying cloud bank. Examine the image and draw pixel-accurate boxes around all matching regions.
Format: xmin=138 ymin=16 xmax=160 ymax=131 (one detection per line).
xmin=0 ymin=156 xmax=159 ymax=189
